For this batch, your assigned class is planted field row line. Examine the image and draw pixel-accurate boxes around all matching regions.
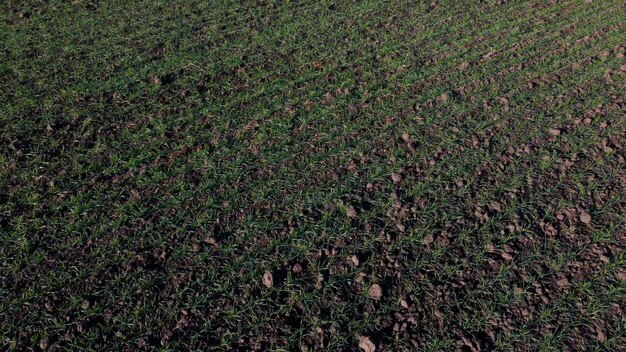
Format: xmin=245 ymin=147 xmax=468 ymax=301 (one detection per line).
xmin=203 ymin=1 xmax=588 ymax=150
xmin=190 ymin=53 xmax=624 ymax=300
xmin=198 ymin=82 xmax=626 ymax=348
xmin=205 ymin=21 xmax=625 ymax=223
xmin=217 ymin=4 xmax=616 ymax=176
xmin=6 ymin=0 xmax=596 ymax=245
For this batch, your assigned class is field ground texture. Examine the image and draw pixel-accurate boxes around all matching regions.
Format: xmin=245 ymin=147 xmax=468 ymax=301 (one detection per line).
xmin=1 ymin=0 xmax=625 ymax=350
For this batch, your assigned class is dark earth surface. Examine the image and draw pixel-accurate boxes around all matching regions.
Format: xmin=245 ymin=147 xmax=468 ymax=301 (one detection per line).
xmin=1 ymin=0 xmax=625 ymax=350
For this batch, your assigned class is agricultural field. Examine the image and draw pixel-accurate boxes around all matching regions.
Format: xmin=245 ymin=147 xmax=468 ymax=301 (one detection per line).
xmin=1 ymin=0 xmax=625 ymax=350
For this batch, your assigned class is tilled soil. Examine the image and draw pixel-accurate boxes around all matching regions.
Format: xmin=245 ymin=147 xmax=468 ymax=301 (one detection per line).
xmin=1 ymin=0 xmax=625 ymax=351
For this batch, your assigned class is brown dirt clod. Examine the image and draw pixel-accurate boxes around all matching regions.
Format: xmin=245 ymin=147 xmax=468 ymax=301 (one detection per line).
xmin=351 ymin=255 xmax=360 ymax=266
xmin=579 ymin=211 xmax=592 ymax=224
xmin=346 ymin=205 xmax=359 ymax=218
xmin=358 ymin=335 xmax=376 ymax=352
xmin=595 ymin=325 xmax=606 ymax=342
xmin=262 ymin=271 xmax=273 ymax=288
xmin=501 ymin=252 xmax=513 ymax=261
xmin=39 ymin=338 xmax=49 ymax=351
xmin=368 ymin=284 xmax=383 ymax=300
xmin=549 ymin=128 xmax=561 ymax=136
xmin=292 ymin=263 xmax=303 ymax=273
